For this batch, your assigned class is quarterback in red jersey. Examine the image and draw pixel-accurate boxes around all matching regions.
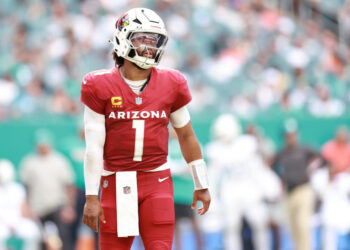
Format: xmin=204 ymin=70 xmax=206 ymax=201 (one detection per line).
xmin=81 ymin=8 xmax=211 ymax=250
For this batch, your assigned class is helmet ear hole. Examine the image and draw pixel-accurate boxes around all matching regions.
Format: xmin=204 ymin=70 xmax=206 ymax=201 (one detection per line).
xmin=157 ymin=35 xmax=166 ymax=48
xmin=128 ymin=49 xmax=136 ymax=58
xmin=115 ymin=36 xmax=120 ymax=45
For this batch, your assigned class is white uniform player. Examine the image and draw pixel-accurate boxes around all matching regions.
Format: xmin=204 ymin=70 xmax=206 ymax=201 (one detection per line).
xmin=205 ymin=114 xmax=280 ymax=250
xmin=311 ymin=168 xmax=350 ymax=250
xmin=0 ymin=159 xmax=40 ymax=250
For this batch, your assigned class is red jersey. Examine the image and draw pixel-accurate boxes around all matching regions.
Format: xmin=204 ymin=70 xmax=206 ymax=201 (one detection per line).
xmin=80 ymin=67 xmax=192 ymax=172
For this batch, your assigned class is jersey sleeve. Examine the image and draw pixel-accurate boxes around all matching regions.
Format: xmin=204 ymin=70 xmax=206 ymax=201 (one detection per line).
xmin=170 ymin=106 xmax=190 ymax=128
xmin=171 ymin=75 xmax=192 ymax=113
xmin=80 ymin=73 xmax=106 ymax=115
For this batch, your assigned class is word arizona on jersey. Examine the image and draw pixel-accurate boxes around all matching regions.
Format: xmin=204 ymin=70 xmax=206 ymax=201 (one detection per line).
xmin=80 ymin=67 xmax=191 ymax=172
xmin=108 ymin=110 xmax=167 ymax=120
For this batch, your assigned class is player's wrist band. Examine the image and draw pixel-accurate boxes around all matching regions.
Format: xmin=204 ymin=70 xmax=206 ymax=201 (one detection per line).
xmin=188 ymin=159 xmax=209 ymax=190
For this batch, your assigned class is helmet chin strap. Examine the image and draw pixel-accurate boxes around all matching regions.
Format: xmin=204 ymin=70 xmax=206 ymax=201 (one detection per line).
xmin=132 ymin=62 xmax=148 ymax=70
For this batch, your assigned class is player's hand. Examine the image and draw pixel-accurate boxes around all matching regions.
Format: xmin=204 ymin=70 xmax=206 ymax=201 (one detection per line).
xmin=191 ymin=189 xmax=211 ymax=215
xmin=83 ymin=195 xmax=106 ymax=232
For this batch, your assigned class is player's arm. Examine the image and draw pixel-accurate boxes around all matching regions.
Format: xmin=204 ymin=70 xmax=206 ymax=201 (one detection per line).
xmin=82 ymin=105 xmax=106 ymax=231
xmin=171 ymin=107 xmax=211 ymax=215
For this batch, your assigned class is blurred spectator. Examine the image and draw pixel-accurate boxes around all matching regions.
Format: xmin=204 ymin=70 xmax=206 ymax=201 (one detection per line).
xmin=0 ymin=159 xmax=40 ymax=250
xmin=0 ymin=0 xmax=349 ymax=120
xmin=319 ymin=31 xmax=340 ymax=74
xmin=19 ymin=129 xmax=76 ymax=250
xmin=50 ymin=89 xmax=79 ymax=115
xmin=273 ymin=121 xmax=319 ymax=250
xmin=0 ymin=74 xmax=19 ymax=120
xmin=229 ymin=94 xmax=257 ymax=119
xmin=13 ymin=76 xmax=47 ymax=116
xmin=321 ymin=125 xmax=350 ymax=176
xmin=0 ymin=74 xmax=18 ymax=103
xmin=286 ymin=39 xmax=310 ymax=71
xmin=339 ymin=0 xmax=350 ymax=48
xmin=308 ymin=84 xmax=345 ymax=117
xmin=188 ymin=82 xmax=217 ymax=113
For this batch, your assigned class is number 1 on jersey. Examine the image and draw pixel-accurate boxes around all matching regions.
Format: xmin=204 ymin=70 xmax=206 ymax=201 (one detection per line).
xmin=132 ymin=120 xmax=145 ymax=161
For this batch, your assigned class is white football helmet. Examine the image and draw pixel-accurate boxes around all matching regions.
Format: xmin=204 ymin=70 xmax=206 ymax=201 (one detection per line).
xmin=111 ymin=8 xmax=168 ymax=69
xmin=212 ymin=114 xmax=242 ymax=143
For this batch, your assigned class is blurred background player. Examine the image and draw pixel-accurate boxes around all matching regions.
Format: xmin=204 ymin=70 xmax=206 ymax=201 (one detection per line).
xmin=203 ymin=114 xmax=242 ymax=249
xmin=19 ymin=129 xmax=76 ymax=250
xmin=311 ymin=156 xmax=350 ymax=250
xmin=310 ymin=125 xmax=350 ymax=250
xmin=273 ymin=120 xmax=320 ymax=250
xmin=246 ymin=124 xmax=283 ymax=250
xmin=321 ymin=126 xmax=350 ymax=177
xmin=0 ymin=159 xmax=40 ymax=250
xmin=206 ymin=114 xmax=282 ymax=250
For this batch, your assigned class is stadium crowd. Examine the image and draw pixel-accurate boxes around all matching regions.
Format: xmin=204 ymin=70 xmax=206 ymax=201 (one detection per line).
xmin=0 ymin=0 xmax=350 ymax=119
xmin=1 ymin=0 xmax=350 ymax=249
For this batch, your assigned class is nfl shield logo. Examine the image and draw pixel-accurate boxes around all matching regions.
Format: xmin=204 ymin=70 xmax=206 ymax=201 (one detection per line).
xmin=123 ymin=186 xmax=131 ymax=194
xmin=103 ymin=180 xmax=108 ymax=188
xmin=135 ymin=97 xmax=142 ymax=105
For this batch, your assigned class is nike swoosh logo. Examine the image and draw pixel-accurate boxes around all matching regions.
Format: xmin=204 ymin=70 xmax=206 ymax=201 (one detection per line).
xmin=158 ymin=177 xmax=169 ymax=183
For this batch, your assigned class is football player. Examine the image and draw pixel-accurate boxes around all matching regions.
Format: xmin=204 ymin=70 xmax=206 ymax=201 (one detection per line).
xmin=80 ymin=8 xmax=210 ymax=250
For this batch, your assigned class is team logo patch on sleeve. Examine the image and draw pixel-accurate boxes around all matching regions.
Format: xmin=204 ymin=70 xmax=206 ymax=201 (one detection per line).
xmin=123 ymin=186 xmax=131 ymax=194
xmin=111 ymin=96 xmax=122 ymax=108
